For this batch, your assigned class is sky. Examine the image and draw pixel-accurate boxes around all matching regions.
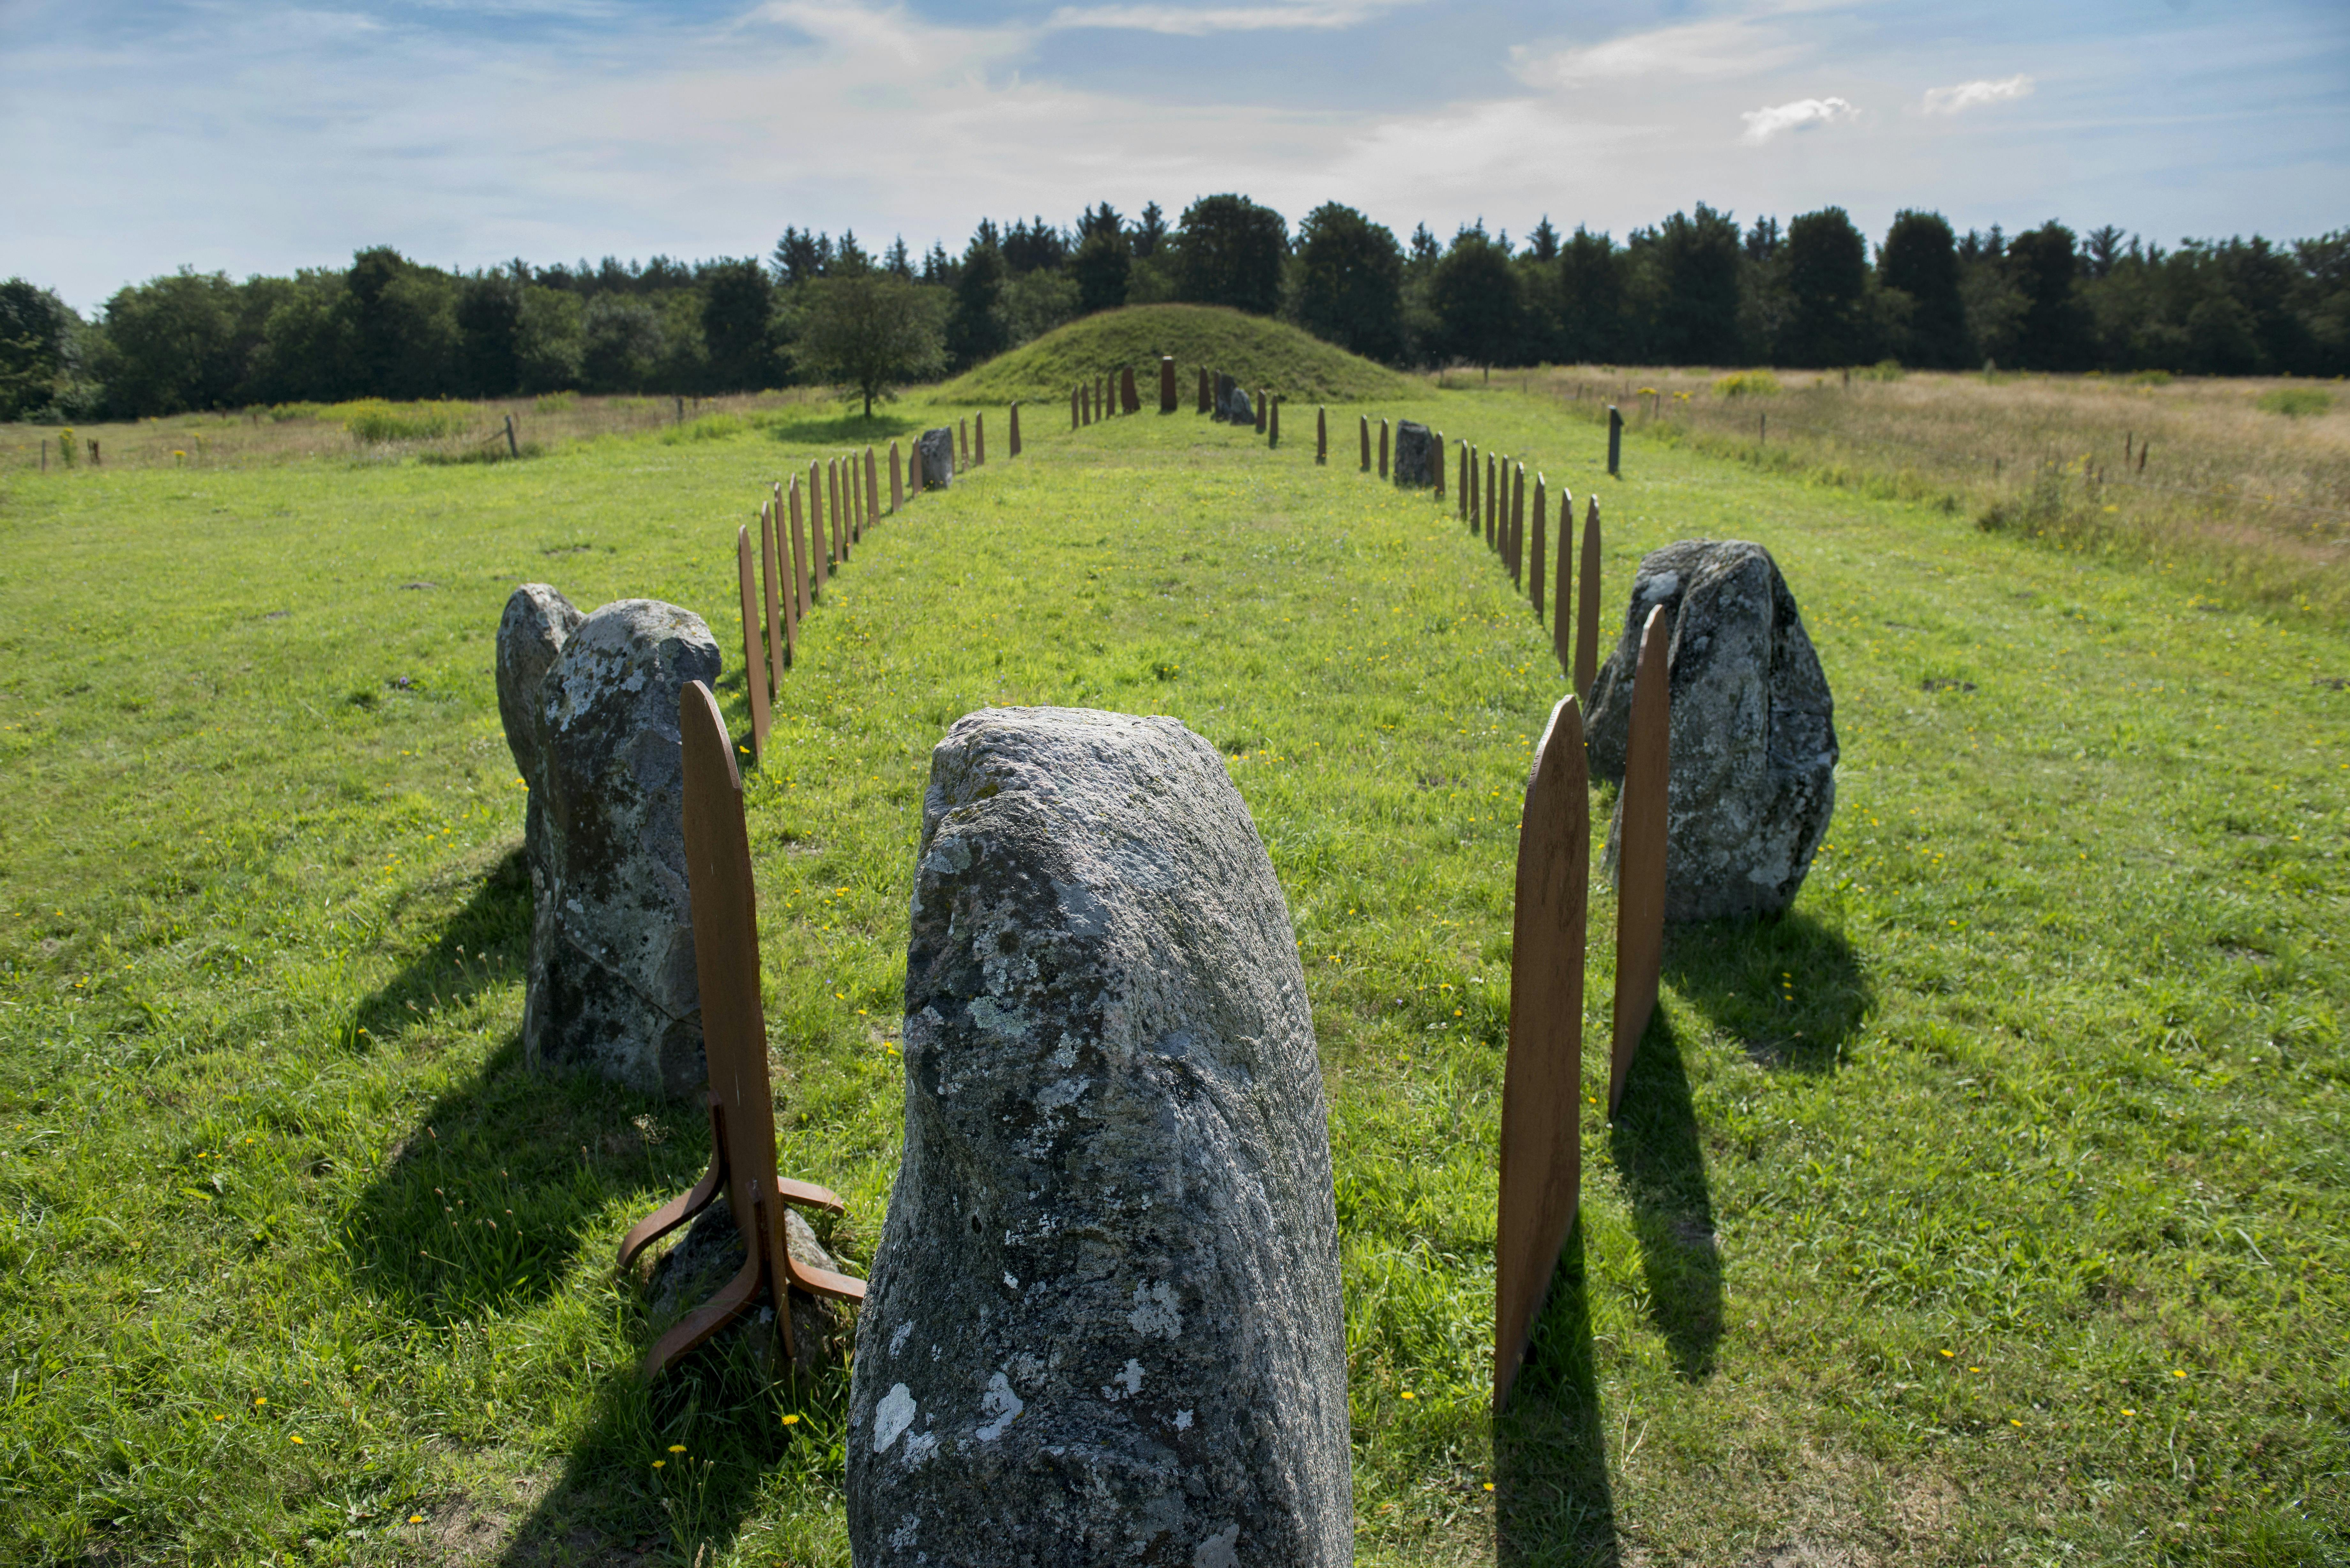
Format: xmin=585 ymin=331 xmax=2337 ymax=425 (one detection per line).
xmin=5 ymin=0 xmax=2347 ymax=309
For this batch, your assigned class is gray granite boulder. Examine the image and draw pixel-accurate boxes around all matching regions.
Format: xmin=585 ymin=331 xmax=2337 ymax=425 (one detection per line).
xmin=1213 ymin=373 xmax=1254 ymax=426
xmin=847 ymin=707 xmax=1351 ymax=1568
xmin=505 ymin=596 xmax=722 ymax=1095
xmin=496 ymin=584 xmax=586 ymax=873
xmin=1392 ymin=420 xmax=1437 ymax=487
xmin=918 ymin=427 xmax=955 ymax=489
xmin=1588 ymin=541 xmax=1838 ymax=921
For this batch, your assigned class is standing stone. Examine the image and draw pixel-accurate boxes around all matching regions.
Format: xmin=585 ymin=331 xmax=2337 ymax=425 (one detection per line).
xmin=1009 ymin=403 xmax=1022 ymax=458
xmin=1377 ymin=418 xmax=1389 ymax=479
xmin=1268 ymin=396 xmax=1280 ymax=448
xmin=1213 ymin=373 xmax=1253 ymax=425
xmin=975 ymin=416 xmax=986 ymax=468
xmin=501 ymin=595 xmax=721 ymax=1097
xmin=1254 ymin=390 xmax=1268 ymax=434
xmin=1316 ymin=406 xmax=1328 ymax=465
xmin=1392 ymin=421 xmax=1437 ymax=487
xmin=891 ymin=442 xmax=905 ymax=512
xmin=918 ymin=428 xmax=955 ymax=491
xmin=847 ymin=707 xmax=1351 ymax=1568
xmin=1160 ymin=356 xmax=1177 ymax=414
xmin=1587 ymin=540 xmax=1839 ymax=921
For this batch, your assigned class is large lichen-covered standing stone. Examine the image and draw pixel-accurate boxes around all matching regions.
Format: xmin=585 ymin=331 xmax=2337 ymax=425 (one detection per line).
xmin=1586 ymin=540 xmax=1838 ymax=921
xmin=501 ymin=595 xmax=721 ymax=1095
xmin=1212 ymin=373 xmax=1253 ymax=426
xmin=847 ymin=707 xmax=1351 ymax=1568
xmin=1392 ymin=420 xmax=1438 ymax=488
xmin=918 ymin=427 xmax=955 ymax=490
xmin=496 ymin=584 xmax=587 ymax=874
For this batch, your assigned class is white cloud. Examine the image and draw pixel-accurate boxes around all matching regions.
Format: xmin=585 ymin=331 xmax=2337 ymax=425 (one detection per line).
xmin=1921 ymin=74 xmax=2035 ymax=115
xmin=1740 ymin=95 xmax=1857 ymax=144
xmin=1516 ymin=17 xmax=1808 ymax=87
xmin=1044 ymin=0 xmax=1413 ymax=35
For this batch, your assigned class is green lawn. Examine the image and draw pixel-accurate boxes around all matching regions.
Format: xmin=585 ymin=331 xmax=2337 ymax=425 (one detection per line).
xmin=0 ymin=390 xmax=2343 ymax=1566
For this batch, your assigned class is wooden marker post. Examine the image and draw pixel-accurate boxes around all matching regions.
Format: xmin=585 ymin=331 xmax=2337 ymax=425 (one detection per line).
xmin=975 ymin=414 xmax=986 ymax=467
xmin=616 ymin=682 xmax=866 ymax=1378
xmin=866 ymin=447 xmax=880 ymax=529
xmin=1072 ymin=386 xmax=1081 ymax=430
xmin=1512 ymin=463 xmax=1527 ymax=587
xmin=1530 ymin=477 xmax=1547 ymax=622
xmin=847 ymin=457 xmax=862 ymax=545
xmin=763 ymin=489 xmax=790 ymax=683
xmin=890 ymin=442 xmax=904 ymax=512
xmin=1494 ymin=695 xmax=1590 ymax=1410
xmin=1553 ymin=490 xmax=1573 ymax=675
xmin=1459 ymin=444 xmax=1471 ymax=524
xmin=959 ymin=419 xmax=969 ymax=471
xmin=737 ymin=525 xmax=771 ymax=755
xmin=791 ymin=476 xmax=812 ymax=615
xmin=1607 ymin=405 xmax=1623 ymax=476
xmin=1378 ymin=418 xmax=1389 ymax=480
xmin=1009 ymin=403 xmax=1022 ymax=458
xmin=1269 ymin=397 xmax=1280 ymax=449
xmin=1486 ymin=454 xmax=1498 ymax=548
xmin=806 ymin=463 xmax=825 ymax=592
xmin=1359 ymin=415 xmax=1370 ymax=471
xmin=1316 ymin=406 xmax=1328 ymax=465
xmin=1610 ymin=605 xmax=1671 ymax=1116
xmin=1574 ymin=498 xmax=1603 ymax=700
xmin=1255 ymin=390 xmax=1268 ymax=434
xmin=1121 ymin=365 xmax=1140 ymax=415
xmin=827 ymin=458 xmax=845 ymax=568
xmin=1160 ymin=356 xmax=1177 ymax=413
xmin=1197 ymin=366 xmax=1210 ymax=413
xmin=1434 ymin=431 xmax=1445 ymax=500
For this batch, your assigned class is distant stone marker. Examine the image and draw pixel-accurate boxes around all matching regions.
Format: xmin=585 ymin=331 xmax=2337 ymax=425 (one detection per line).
xmin=1255 ymin=388 xmax=1268 ymax=433
xmin=1607 ymin=605 xmax=1670 ymax=1115
xmin=1120 ymin=364 xmax=1140 ymax=415
xmin=1511 ymin=462 xmax=1527 ymax=588
xmin=616 ymin=680 xmax=866 ymax=1379
xmin=865 ymin=446 xmax=879 ymax=527
xmin=1459 ymin=443 xmax=1472 ymax=526
xmin=1008 ymin=403 xmax=1022 ymax=458
xmin=917 ymin=426 xmax=955 ymax=490
xmin=1392 ymin=420 xmax=1437 ymax=487
xmin=975 ymin=414 xmax=986 ymax=468
xmin=846 ymin=707 xmax=1351 ymax=1567
xmin=1160 ymin=355 xmax=1177 ymax=413
xmin=1486 ymin=453 xmax=1497 ymax=548
xmin=1377 ymin=418 xmax=1389 ymax=480
xmin=500 ymin=592 xmax=720 ymax=1097
xmin=1552 ymin=488 xmax=1573 ymax=675
xmin=959 ymin=419 xmax=970 ymax=471
xmin=791 ymin=476 xmax=813 ymax=615
xmin=1214 ymin=373 xmax=1252 ymax=424
xmin=1317 ymin=405 xmax=1328 ymax=465
xmin=1358 ymin=414 xmax=1370 ymax=471
xmin=1494 ymin=694 xmax=1589 ymax=1410
xmin=1587 ymin=540 xmax=1840 ymax=922
xmin=737 ymin=525 xmax=771 ymax=755
xmin=1607 ymin=404 xmax=1623 ymax=476
xmin=1269 ymin=395 xmax=1281 ymax=448
xmin=890 ymin=441 xmax=905 ymax=513
xmin=807 ymin=462 xmax=826 ymax=587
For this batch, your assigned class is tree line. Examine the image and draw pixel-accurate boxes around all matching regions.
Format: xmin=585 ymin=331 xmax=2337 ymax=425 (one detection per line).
xmin=4 ymin=195 xmax=2345 ymax=422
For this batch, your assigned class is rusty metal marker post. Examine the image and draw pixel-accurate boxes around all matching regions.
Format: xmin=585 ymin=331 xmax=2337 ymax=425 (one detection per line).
xmin=1574 ymin=497 xmax=1603 ymax=701
xmin=617 ymin=682 xmax=866 ymax=1378
xmin=1610 ymin=604 xmax=1671 ymax=1116
xmin=1495 ymin=694 xmax=1591 ymax=1409
xmin=735 ymin=525 xmax=770 ymax=756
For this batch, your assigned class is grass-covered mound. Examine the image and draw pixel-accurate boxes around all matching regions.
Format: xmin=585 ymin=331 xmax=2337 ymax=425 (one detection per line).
xmin=936 ymin=302 xmax=1414 ymax=405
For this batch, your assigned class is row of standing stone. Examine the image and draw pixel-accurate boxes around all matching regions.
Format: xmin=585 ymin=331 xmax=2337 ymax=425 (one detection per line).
xmin=733 ymin=411 xmax=1022 ymax=757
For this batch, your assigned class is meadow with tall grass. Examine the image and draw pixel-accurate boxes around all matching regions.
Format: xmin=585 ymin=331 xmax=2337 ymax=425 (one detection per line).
xmin=1 ymin=333 xmax=2345 ymax=1563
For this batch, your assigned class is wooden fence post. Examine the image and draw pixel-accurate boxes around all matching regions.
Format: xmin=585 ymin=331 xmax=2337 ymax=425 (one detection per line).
xmin=1434 ymin=431 xmax=1445 ymax=500
xmin=1359 ymin=415 xmax=1370 ymax=471
xmin=1160 ymin=356 xmax=1177 ymax=413
xmin=791 ymin=476 xmax=812 ymax=615
xmin=1574 ymin=498 xmax=1603 ymax=700
xmin=1552 ymin=490 xmax=1573 ymax=674
xmin=975 ymin=414 xmax=986 ymax=467
xmin=847 ymin=456 xmax=863 ymax=544
xmin=1459 ymin=443 xmax=1470 ymax=525
xmin=1494 ymin=694 xmax=1589 ymax=1410
xmin=1009 ymin=403 xmax=1022 ymax=457
xmin=737 ymin=524 xmax=771 ymax=755
xmin=1530 ymin=476 xmax=1546 ymax=623
xmin=1512 ymin=463 xmax=1527 ymax=587
xmin=1486 ymin=454 xmax=1498 ymax=548
xmin=890 ymin=442 xmax=904 ymax=512
xmin=1378 ymin=418 xmax=1389 ymax=480
xmin=1610 ymin=605 xmax=1670 ymax=1115
xmin=866 ymin=446 xmax=880 ymax=530
xmin=1607 ymin=405 xmax=1623 ymax=476
xmin=805 ymin=463 xmax=824 ymax=593
xmin=763 ymin=489 xmax=790 ymax=682
xmin=1316 ymin=406 xmax=1327 ymax=465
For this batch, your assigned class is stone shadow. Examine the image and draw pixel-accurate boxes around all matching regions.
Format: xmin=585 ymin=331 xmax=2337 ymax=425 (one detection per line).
xmin=1661 ymin=910 xmax=1871 ymax=1072
xmin=1494 ymin=1226 xmax=1619 ymax=1567
xmin=761 ymin=411 xmax=925 ymax=446
xmin=1609 ymin=1013 xmax=1722 ymax=1381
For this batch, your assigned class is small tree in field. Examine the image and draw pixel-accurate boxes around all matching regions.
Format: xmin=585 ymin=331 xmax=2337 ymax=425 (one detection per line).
xmin=795 ymin=273 xmax=945 ymax=418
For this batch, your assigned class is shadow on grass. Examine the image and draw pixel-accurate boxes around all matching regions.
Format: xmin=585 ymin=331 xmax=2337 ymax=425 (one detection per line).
xmin=1609 ymin=1013 xmax=1722 ymax=1381
xmin=1495 ymin=1226 xmax=1618 ymax=1567
xmin=1663 ymin=909 xmax=1871 ymax=1071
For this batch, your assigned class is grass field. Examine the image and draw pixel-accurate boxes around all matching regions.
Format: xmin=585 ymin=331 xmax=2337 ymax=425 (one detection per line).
xmin=1 ymin=378 xmax=2345 ymax=1566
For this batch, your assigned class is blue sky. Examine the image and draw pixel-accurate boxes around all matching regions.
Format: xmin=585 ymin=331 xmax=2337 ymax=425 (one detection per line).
xmin=5 ymin=0 xmax=2346 ymax=308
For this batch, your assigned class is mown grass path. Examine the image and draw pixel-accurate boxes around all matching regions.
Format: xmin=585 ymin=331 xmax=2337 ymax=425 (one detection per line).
xmin=0 ymin=396 xmax=2343 ymax=1565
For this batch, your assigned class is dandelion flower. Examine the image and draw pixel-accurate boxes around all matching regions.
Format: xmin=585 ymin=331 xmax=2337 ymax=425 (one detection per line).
xmin=289 ymin=1435 xmax=305 ymax=1444
xmin=652 ymin=1460 xmax=665 ymax=1469
xmin=2121 ymin=1408 xmax=2134 ymax=1417
xmin=668 ymin=1444 xmax=688 ymax=1453
xmin=781 ymin=1413 xmax=801 ymax=1426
